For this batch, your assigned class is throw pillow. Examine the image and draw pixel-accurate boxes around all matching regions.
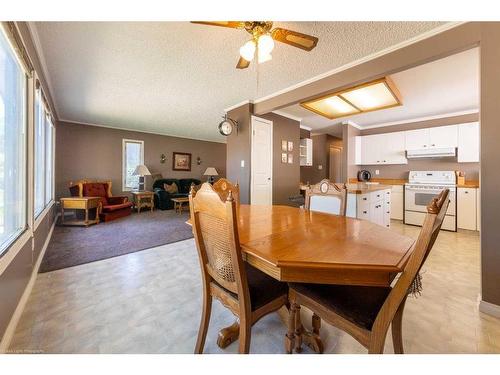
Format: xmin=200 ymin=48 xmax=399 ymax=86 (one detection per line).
xmin=164 ymin=182 xmax=178 ymax=194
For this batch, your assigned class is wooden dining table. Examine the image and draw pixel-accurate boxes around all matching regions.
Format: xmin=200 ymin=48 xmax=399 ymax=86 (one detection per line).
xmin=188 ymin=204 xmax=415 ymax=350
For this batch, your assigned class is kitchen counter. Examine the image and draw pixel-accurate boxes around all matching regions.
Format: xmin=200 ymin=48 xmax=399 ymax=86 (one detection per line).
xmin=348 ymin=177 xmax=479 ymax=188
xmin=345 ymin=183 xmax=393 ymax=194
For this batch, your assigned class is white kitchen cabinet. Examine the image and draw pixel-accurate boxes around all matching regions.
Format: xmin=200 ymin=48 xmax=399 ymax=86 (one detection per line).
xmin=405 ymin=125 xmax=457 ymax=150
xmin=457 ymin=187 xmax=477 ymax=230
xmin=429 ymin=125 xmax=458 ymax=148
xmin=300 ymin=138 xmax=313 ymax=166
xmin=358 ymin=132 xmax=407 ymax=165
xmin=347 ymin=188 xmax=391 ymax=228
xmin=458 ymin=122 xmax=480 ymax=163
xmin=390 ymin=185 xmax=404 ymax=220
xmin=405 ymin=129 xmax=429 ymax=150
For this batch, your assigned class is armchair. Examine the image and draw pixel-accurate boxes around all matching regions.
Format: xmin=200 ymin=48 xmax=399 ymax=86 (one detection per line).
xmin=69 ymin=180 xmax=133 ymax=222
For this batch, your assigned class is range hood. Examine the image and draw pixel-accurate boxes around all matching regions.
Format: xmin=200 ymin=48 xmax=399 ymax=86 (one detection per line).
xmin=406 ymin=147 xmax=456 ymax=159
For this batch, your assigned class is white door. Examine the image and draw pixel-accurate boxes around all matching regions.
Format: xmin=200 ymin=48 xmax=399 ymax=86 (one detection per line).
xmin=251 ymin=116 xmax=273 ymax=205
xmin=458 ymin=122 xmax=480 ymax=162
xmin=405 ymin=128 xmax=429 ymax=150
xmin=429 ymin=125 xmax=458 ymax=148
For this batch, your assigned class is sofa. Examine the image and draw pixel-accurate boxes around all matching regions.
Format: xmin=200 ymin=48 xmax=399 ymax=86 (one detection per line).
xmin=153 ymin=178 xmax=201 ymax=210
xmin=69 ymin=180 xmax=133 ymax=222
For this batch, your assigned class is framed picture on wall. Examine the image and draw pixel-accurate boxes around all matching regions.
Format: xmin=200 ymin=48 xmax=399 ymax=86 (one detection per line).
xmin=288 ymin=154 xmax=293 ymax=164
xmin=172 ymin=152 xmax=192 ymax=171
xmin=281 ymin=153 xmax=287 ymax=163
xmin=287 ymin=141 xmax=293 ymax=152
xmin=281 ymin=140 xmax=287 ymax=152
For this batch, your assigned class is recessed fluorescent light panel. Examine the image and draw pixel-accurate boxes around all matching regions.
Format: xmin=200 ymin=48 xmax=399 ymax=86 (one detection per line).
xmin=300 ymin=77 xmax=402 ymax=120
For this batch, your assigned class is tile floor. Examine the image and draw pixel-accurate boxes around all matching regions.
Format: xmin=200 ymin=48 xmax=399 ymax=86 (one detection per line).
xmin=8 ymin=221 xmax=500 ymax=353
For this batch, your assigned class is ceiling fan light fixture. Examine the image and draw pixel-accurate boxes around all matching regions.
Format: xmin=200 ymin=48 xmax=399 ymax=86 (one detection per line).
xmin=258 ymin=33 xmax=274 ymax=54
xmin=239 ymin=40 xmax=256 ymax=61
xmin=258 ymin=50 xmax=272 ymax=64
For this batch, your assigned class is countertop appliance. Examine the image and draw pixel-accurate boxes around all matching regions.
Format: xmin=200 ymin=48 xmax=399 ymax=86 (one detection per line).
xmin=357 ymin=170 xmax=372 ymax=182
xmin=404 ymin=170 xmax=457 ymax=231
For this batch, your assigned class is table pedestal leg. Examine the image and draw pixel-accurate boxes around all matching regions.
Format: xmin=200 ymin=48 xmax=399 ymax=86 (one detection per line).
xmin=294 ymin=310 xmax=324 ymax=354
xmin=217 ymin=321 xmax=240 ymax=349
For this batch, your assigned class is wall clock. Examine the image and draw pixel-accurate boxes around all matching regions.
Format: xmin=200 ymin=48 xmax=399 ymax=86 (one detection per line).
xmin=218 ymin=114 xmax=238 ymax=136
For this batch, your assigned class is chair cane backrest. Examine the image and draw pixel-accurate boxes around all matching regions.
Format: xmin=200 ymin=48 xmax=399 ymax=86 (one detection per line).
xmin=212 ymin=178 xmax=240 ymax=206
xmin=305 ymin=179 xmax=347 ymax=216
xmin=371 ymin=189 xmax=450 ymax=337
xmin=189 ymin=183 xmax=247 ymax=296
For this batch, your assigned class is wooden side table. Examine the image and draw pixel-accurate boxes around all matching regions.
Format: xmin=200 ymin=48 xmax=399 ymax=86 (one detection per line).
xmin=132 ymin=191 xmax=154 ymax=213
xmin=60 ymin=197 xmax=101 ymax=227
xmin=171 ymin=197 xmax=189 ymax=214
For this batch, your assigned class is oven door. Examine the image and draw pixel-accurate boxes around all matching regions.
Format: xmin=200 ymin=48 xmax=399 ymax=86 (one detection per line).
xmin=405 ymin=186 xmax=456 ymax=215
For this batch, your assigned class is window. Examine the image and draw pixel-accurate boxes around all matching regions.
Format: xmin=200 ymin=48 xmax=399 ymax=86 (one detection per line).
xmin=122 ymin=139 xmax=144 ymax=191
xmin=34 ymin=85 xmax=54 ymax=217
xmin=0 ymin=29 xmax=27 ymax=254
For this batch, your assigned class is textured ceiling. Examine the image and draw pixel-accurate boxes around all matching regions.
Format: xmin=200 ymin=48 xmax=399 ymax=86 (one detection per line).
xmin=32 ymin=21 xmax=446 ymax=142
xmin=281 ymin=47 xmax=479 ymax=134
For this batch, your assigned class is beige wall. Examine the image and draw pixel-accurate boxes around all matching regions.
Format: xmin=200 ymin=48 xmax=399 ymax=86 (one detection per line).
xmin=55 ymin=122 xmax=227 ymax=199
xmin=357 ymin=113 xmax=480 ymax=180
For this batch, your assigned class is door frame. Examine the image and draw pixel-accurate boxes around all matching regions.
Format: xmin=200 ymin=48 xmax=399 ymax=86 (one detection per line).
xmin=250 ymin=115 xmax=273 ymax=205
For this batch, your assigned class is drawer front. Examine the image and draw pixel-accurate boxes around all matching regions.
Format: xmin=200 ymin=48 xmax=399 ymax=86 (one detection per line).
xmin=384 ymin=189 xmax=391 ymax=204
xmin=357 ymin=206 xmax=370 ymax=220
xmin=370 ymin=191 xmax=384 ymax=202
xmin=358 ymin=193 xmax=370 ymax=204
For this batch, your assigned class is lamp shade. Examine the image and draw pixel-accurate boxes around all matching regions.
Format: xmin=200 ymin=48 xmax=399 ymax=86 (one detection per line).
xmin=133 ymin=164 xmax=152 ymax=176
xmin=203 ymin=167 xmax=219 ymax=176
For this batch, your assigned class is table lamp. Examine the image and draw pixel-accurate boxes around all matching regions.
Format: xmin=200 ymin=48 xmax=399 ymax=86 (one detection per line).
xmin=203 ymin=167 xmax=219 ymax=184
xmin=133 ymin=164 xmax=152 ymax=191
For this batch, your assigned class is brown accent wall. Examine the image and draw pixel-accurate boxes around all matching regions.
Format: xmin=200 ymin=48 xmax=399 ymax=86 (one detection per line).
xmin=356 ymin=113 xmax=480 ymax=180
xmin=301 ymin=134 xmax=343 ymax=185
xmin=343 ymin=123 xmax=361 ymax=181
xmin=261 ymin=113 xmax=300 ymax=205
xmin=226 ymin=104 xmax=252 ymax=204
xmin=55 ymin=122 xmax=227 ymax=200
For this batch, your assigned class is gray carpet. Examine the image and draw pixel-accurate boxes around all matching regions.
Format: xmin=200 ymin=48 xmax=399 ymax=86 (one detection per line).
xmin=40 ymin=210 xmax=193 ymax=273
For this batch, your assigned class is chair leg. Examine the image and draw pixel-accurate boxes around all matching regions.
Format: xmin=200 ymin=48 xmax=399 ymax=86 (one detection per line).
xmin=392 ymin=298 xmax=406 ymax=354
xmin=294 ymin=304 xmax=304 ymax=353
xmin=238 ymin=318 xmax=251 ymax=354
xmin=194 ymin=291 xmax=212 ymax=354
xmin=285 ymin=303 xmax=297 ymax=354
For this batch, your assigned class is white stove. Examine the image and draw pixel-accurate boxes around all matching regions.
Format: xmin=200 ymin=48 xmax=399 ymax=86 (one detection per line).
xmin=404 ymin=171 xmax=457 ymax=231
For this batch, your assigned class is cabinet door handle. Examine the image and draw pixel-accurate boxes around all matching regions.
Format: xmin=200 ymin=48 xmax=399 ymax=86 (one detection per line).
xmin=363 ymin=211 xmax=367 ymax=214
xmin=431 ymin=144 xmax=436 ymax=146
xmin=464 ymin=191 xmax=469 ymax=194
xmin=423 ymin=145 xmax=427 ymax=147
xmin=363 ymin=197 xmax=367 ymax=200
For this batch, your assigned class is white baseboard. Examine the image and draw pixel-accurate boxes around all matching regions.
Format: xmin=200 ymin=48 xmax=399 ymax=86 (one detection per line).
xmin=479 ymin=300 xmax=500 ymax=318
xmin=0 ymin=215 xmax=57 ymax=353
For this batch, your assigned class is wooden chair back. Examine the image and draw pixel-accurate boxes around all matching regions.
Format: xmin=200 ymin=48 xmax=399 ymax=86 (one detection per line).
xmin=189 ymin=183 xmax=249 ymax=298
xmin=305 ymin=179 xmax=347 ymax=216
xmin=212 ymin=178 xmax=240 ymax=205
xmin=371 ymin=189 xmax=450 ymax=344
xmin=69 ymin=179 xmax=113 ymax=197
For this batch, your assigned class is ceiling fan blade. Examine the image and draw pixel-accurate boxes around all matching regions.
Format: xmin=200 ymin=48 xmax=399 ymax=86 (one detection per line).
xmin=236 ymin=57 xmax=251 ymax=69
xmin=191 ymin=21 xmax=245 ymax=29
xmin=271 ymin=28 xmax=318 ymax=51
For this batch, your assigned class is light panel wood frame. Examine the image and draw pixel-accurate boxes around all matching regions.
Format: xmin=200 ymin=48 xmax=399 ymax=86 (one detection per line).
xmin=300 ymin=76 xmax=403 ymax=120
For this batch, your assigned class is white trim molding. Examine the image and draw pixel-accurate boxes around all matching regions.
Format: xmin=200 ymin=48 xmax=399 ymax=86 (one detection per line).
xmin=479 ymin=300 xmax=500 ymax=318
xmin=300 ymin=124 xmax=312 ymax=131
xmin=271 ymin=110 xmax=302 ymax=123
xmin=0 ymin=215 xmax=56 ymax=353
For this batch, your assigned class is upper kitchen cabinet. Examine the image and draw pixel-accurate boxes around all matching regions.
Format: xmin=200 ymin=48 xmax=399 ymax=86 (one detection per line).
xmin=405 ymin=125 xmax=458 ymax=150
xmin=458 ymin=122 xmax=480 ymax=162
xmin=300 ymin=138 xmax=313 ymax=166
xmin=357 ymin=132 xmax=407 ymax=165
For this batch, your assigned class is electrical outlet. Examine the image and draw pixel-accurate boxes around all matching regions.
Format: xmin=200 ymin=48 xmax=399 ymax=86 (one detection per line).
xmin=375 ymin=169 xmax=380 ymax=175
xmin=241 ymin=160 xmax=245 ymax=168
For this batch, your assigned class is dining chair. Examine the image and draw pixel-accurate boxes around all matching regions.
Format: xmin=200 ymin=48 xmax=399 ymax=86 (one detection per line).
xmin=285 ymin=189 xmax=450 ymax=354
xmin=189 ymin=183 xmax=288 ymax=354
xmin=305 ymin=179 xmax=347 ymax=216
xmin=212 ymin=178 xmax=240 ymax=205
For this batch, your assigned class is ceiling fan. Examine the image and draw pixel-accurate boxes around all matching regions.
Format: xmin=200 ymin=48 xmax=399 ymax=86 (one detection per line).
xmin=191 ymin=21 xmax=319 ymax=69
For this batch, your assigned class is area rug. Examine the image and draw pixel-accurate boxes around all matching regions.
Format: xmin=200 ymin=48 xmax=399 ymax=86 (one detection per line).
xmin=39 ymin=210 xmax=193 ymax=273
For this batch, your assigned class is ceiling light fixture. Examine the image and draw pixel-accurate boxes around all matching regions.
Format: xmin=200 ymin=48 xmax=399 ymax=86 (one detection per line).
xmin=239 ymin=33 xmax=275 ymax=64
xmin=239 ymin=40 xmax=256 ymax=61
xmin=300 ymin=77 xmax=402 ymax=120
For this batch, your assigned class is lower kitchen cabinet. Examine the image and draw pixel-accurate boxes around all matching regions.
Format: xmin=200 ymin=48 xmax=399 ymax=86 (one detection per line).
xmin=390 ymin=185 xmax=404 ymax=220
xmin=346 ymin=188 xmax=391 ymax=228
xmin=457 ymin=187 xmax=477 ymax=230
